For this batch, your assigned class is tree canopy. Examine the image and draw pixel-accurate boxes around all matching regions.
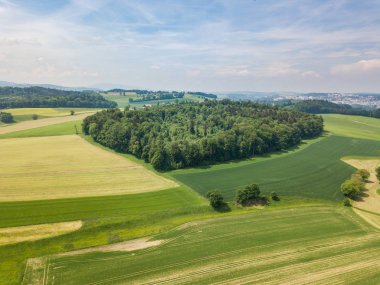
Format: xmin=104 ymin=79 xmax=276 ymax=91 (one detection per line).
xmin=0 ymin=86 xmax=117 ymax=109
xmin=83 ymin=100 xmax=324 ymax=170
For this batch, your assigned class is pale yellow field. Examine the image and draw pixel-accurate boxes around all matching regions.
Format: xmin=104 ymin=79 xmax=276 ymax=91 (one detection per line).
xmin=0 ymin=113 xmax=92 ymax=135
xmin=0 ymin=221 xmax=82 ymax=246
xmin=3 ymin=108 xmax=98 ymax=117
xmin=0 ymin=135 xmax=178 ymax=201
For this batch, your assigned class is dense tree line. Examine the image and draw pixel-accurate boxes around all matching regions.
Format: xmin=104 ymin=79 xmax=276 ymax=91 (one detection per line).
xmin=83 ymin=100 xmax=324 ymax=170
xmin=291 ymin=100 xmax=380 ymax=118
xmin=0 ymin=87 xmax=117 ymax=108
xmin=187 ymin=92 xmax=217 ymax=99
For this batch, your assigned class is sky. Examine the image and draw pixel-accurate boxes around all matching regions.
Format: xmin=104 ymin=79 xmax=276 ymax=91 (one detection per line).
xmin=0 ymin=0 xmax=380 ymax=92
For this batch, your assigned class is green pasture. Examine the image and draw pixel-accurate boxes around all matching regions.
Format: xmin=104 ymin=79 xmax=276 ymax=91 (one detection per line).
xmin=0 ymin=108 xmax=99 ymax=124
xmin=33 ymin=207 xmax=380 ymax=285
xmin=0 ymin=120 xmax=82 ymax=138
xmin=172 ymin=135 xmax=380 ymax=201
xmin=323 ymin=114 xmax=380 ymax=141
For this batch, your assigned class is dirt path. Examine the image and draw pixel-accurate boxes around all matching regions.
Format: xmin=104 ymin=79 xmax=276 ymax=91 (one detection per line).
xmin=59 ymin=237 xmax=163 ymax=256
xmin=342 ymin=159 xmax=380 ymax=214
xmin=0 ymin=112 xmax=94 ymax=134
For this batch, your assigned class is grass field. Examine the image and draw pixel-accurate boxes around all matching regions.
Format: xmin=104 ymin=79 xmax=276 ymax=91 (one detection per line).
xmin=172 ymin=136 xmax=380 ymax=201
xmin=102 ymin=93 xmax=204 ymax=108
xmin=26 ymin=207 xmax=380 ymax=285
xmin=0 ymin=135 xmax=177 ymax=201
xmin=323 ymin=114 xmax=380 ymax=141
xmin=1 ymin=108 xmax=99 ymax=123
xmin=2 ymin=113 xmax=380 ymax=285
xmin=0 ymin=120 xmax=82 ymax=138
xmin=0 ymin=113 xmax=93 ymax=135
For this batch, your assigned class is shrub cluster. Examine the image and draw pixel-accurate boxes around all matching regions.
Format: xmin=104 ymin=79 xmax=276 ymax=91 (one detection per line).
xmin=0 ymin=112 xmax=13 ymax=123
xmin=340 ymin=169 xmax=368 ymax=199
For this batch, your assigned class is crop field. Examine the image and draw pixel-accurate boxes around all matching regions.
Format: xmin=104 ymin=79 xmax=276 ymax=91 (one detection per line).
xmin=0 ymin=113 xmax=93 ymax=135
xmin=172 ymin=135 xmax=380 ymax=201
xmin=0 ymin=135 xmax=177 ymax=201
xmin=1 ymin=108 xmax=99 ymax=122
xmin=25 ymin=207 xmax=380 ymax=285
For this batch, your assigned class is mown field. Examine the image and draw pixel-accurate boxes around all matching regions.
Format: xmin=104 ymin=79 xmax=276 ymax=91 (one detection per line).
xmin=0 ymin=135 xmax=177 ymax=201
xmin=0 ymin=108 xmax=99 ymax=123
xmin=29 ymin=207 xmax=380 ymax=285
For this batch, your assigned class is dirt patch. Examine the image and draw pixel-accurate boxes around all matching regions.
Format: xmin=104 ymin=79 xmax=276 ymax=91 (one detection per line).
xmin=342 ymin=159 xmax=380 ymax=214
xmin=0 ymin=113 xmax=93 ymax=134
xmin=0 ymin=221 xmax=82 ymax=246
xmin=59 ymin=237 xmax=163 ymax=256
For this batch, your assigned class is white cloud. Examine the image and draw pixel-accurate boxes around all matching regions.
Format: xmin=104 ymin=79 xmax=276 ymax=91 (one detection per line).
xmin=301 ymin=70 xmax=321 ymax=78
xmin=331 ymin=59 xmax=380 ymax=75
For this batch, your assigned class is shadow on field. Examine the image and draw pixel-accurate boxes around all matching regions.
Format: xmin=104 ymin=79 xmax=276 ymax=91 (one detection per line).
xmin=215 ymin=202 xmax=231 ymax=213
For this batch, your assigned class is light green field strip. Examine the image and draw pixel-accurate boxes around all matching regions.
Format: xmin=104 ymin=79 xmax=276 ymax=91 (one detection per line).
xmin=0 ymin=221 xmax=82 ymax=246
xmin=323 ymin=114 xmax=380 ymax=141
xmin=24 ymin=207 xmax=380 ymax=285
xmin=3 ymin=108 xmax=98 ymax=117
xmin=0 ymin=135 xmax=177 ymax=201
xmin=0 ymin=113 xmax=93 ymax=135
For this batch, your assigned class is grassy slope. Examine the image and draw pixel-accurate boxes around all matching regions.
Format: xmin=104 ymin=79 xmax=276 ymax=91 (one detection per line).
xmin=0 ymin=120 xmax=82 ymax=138
xmin=323 ymin=114 xmax=380 ymax=141
xmin=171 ymin=115 xmax=380 ymax=201
xmin=41 ymin=207 xmax=380 ymax=285
xmin=172 ymin=136 xmax=380 ymax=201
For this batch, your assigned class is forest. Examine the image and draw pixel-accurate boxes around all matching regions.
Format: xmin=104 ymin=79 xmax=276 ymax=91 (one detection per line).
xmin=291 ymin=99 xmax=380 ymax=118
xmin=0 ymin=87 xmax=117 ymax=108
xmin=83 ymin=100 xmax=324 ymax=170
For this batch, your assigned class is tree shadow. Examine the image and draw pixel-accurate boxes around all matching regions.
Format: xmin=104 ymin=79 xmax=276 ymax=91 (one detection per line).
xmin=214 ymin=202 xmax=231 ymax=213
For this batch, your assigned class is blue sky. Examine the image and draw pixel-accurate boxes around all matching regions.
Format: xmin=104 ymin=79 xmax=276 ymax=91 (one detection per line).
xmin=0 ymin=0 xmax=380 ymax=92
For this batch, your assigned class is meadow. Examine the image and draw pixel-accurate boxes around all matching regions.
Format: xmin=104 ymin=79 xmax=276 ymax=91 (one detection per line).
xmin=171 ymin=115 xmax=380 ymax=201
xmin=28 ymin=207 xmax=380 ymax=285
xmin=1 ymin=112 xmax=380 ymax=285
xmin=1 ymin=108 xmax=99 ymax=123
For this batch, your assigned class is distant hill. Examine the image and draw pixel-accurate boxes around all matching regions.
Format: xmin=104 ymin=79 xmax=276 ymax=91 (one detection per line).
xmin=0 ymin=81 xmax=101 ymax=92
xmin=0 ymin=86 xmax=117 ymax=109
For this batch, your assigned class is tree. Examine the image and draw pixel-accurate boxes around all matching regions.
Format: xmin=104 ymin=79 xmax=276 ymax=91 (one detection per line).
xmin=0 ymin=112 xmax=13 ymax=123
xmin=206 ymin=191 xmax=224 ymax=209
xmin=271 ymin=191 xmax=280 ymax=201
xmin=340 ymin=179 xmax=365 ymax=199
xmin=32 ymin=114 xmax=38 ymax=120
xmin=150 ymin=148 xmax=171 ymax=171
xmin=236 ymin=183 xmax=261 ymax=205
xmin=343 ymin=198 xmax=351 ymax=207
xmin=355 ymin=169 xmax=370 ymax=182
xmin=376 ymin=166 xmax=380 ymax=181
xmin=70 ymin=110 xmax=75 ymax=116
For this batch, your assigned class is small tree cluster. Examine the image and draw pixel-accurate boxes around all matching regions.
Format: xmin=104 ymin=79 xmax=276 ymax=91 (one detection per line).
xmin=236 ymin=184 xmax=261 ymax=205
xmin=0 ymin=112 xmax=13 ymax=123
xmin=32 ymin=114 xmax=38 ymax=120
xmin=353 ymin=169 xmax=370 ymax=182
xmin=340 ymin=178 xmax=365 ymax=199
xmin=206 ymin=191 xmax=224 ymax=209
xmin=270 ymin=191 xmax=280 ymax=201
xmin=376 ymin=166 xmax=380 ymax=181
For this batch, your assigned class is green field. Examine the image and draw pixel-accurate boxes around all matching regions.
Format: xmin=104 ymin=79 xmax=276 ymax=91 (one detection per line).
xmin=2 ymin=113 xmax=380 ymax=285
xmin=0 ymin=120 xmax=82 ymax=138
xmin=102 ymin=93 xmax=204 ymax=108
xmin=27 ymin=207 xmax=380 ymax=285
xmin=171 ymin=136 xmax=380 ymax=201
xmin=323 ymin=114 xmax=380 ymax=141
xmin=0 ymin=108 xmax=99 ymax=124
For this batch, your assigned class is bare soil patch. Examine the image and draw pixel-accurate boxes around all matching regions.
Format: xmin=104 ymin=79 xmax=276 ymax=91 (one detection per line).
xmin=342 ymin=159 xmax=380 ymax=214
xmin=59 ymin=237 xmax=163 ymax=256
